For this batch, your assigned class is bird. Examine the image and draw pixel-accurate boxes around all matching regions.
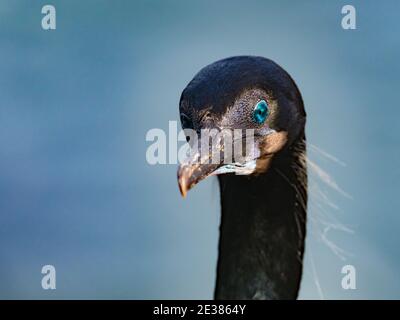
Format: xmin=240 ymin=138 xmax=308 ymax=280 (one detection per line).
xmin=177 ymin=56 xmax=307 ymax=300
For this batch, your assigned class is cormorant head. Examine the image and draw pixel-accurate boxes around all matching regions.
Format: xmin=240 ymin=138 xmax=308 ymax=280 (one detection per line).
xmin=178 ymin=56 xmax=306 ymax=197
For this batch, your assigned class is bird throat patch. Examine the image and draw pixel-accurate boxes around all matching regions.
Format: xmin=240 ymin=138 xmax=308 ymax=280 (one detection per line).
xmin=255 ymin=131 xmax=288 ymax=173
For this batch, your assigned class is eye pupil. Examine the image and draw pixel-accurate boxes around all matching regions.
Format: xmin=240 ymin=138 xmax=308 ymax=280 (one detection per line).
xmin=252 ymin=100 xmax=269 ymax=124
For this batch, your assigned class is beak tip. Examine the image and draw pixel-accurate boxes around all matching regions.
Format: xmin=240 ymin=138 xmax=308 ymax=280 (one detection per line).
xmin=179 ymin=184 xmax=187 ymax=198
xmin=178 ymin=171 xmax=188 ymax=198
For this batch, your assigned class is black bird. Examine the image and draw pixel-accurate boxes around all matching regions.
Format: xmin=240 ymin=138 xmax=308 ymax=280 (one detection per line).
xmin=177 ymin=56 xmax=307 ymax=300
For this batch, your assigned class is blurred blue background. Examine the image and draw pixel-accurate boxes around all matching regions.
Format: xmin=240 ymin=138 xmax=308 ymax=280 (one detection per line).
xmin=0 ymin=0 xmax=399 ymax=299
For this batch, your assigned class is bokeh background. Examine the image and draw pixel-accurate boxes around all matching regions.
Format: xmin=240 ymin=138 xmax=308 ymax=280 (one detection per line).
xmin=0 ymin=0 xmax=399 ymax=299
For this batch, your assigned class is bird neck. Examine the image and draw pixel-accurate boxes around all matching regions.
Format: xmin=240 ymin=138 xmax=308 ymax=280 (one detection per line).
xmin=215 ymin=140 xmax=307 ymax=299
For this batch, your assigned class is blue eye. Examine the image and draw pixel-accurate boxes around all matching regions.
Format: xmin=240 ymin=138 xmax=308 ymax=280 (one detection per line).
xmin=252 ymin=100 xmax=270 ymax=124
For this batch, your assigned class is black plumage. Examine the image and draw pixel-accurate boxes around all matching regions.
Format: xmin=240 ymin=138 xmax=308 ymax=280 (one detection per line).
xmin=178 ymin=56 xmax=307 ymax=299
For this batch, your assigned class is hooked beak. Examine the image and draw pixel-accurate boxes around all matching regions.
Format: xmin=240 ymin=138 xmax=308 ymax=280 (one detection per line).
xmin=178 ymin=162 xmax=220 ymax=198
xmin=177 ymin=134 xmax=225 ymax=197
xmin=177 ymin=130 xmax=288 ymax=197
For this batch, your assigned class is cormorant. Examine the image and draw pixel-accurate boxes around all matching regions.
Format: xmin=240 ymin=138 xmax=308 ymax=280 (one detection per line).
xmin=177 ymin=56 xmax=307 ymax=300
